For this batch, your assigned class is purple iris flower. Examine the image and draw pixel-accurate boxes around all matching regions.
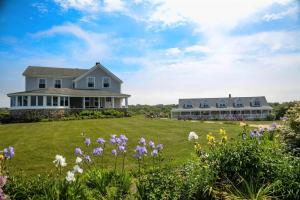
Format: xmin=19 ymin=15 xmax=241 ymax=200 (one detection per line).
xmin=119 ymin=145 xmax=126 ymax=152
xmin=149 ymin=140 xmax=155 ymax=149
xmin=157 ymin=144 xmax=163 ymax=151
xmin=112 ymin=149 xmax=117 ymax=156
xmin=151 ymin=149 xmax=158 ymax=157
xmin=120 ymin=134 xmax=128 ymax=142
xmin=135 ymin=145 xmax=147 ymax=159
xmin=268 ymin=127 xmax=274 ymax=132
xmin=75 ymin=147 xmax=83 ymax=155
xmin=97 ymin=138 xmax=105 ymax=145
xmin=84 ymin=155 xmax=91 ymax=162
xmin=8 ymin=146 xmax=14 ymax=157
xmin=3 ymin=146 xmax=14 ymax=159
xmin=271 ymin=122 xmax=277 ymax=128
xmin=139 ymin=137 xmax=146 ymax=146
xmin=84 ymin=138 xmax=91 ymax=146
xmin=93 ymin=147 xmax=103 ymax=155
xmin=110 ymin=135 xmax=117 ymax=144
xmin=259 ymin=127 xmax=264 ymax=133
xmin=116 ymin=138 xmax=122 ymax=145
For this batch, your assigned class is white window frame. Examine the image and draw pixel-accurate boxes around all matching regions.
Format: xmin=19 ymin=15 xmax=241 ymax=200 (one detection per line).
xmin=102 ymin=77 xmax=111 ymax=88
xmin=38 ymin=78 xmax=47 ymax=89
xmin=87 ymin=76 xmax=96 ymax=88
xmin=54 ymin=79 xmax=62 ymax=88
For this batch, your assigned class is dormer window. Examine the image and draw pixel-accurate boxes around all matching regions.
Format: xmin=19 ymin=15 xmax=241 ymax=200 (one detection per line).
xmin=233 ymin=98 xmax=243 ymax=107
xmin=87 ymin=77 xmax=95 ymax=88
xmin=200 ymin=100 xmax=209 ymax=108
xmin=54 ymin=79 xmax=62 ymax=88
xmin=251 ymin=98 xmax=261 ymax=107
xmin=39 ymin=78 xmax=46 ymax=88
xmin=102 ymin=77 xmax=111 ymax=88
xmin=217 ymin=99 xmax=226 ymax=108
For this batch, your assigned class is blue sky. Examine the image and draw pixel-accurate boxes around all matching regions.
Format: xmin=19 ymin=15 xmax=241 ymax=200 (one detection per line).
xmin=0 ymin=0 xmax=299 ymax=106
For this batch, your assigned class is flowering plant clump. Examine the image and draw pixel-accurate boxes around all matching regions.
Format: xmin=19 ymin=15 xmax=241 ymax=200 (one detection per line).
xmin=207 ymin=132 xmax=215 ymax=146
xmin=0 ymin=146 xmax=15 ymax=200
xmin=219 ymin=128 xmax=227 ymax=144
xmin=188 ymin=131 xmax=199 ymax=141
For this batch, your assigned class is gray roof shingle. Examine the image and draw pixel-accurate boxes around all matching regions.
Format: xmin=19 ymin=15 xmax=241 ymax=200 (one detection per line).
xmin=23 ymin=66 xmax=89 ymax=77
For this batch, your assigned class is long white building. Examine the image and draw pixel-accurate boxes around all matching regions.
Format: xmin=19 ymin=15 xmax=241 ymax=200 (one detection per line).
xmin=171 ymin=94 xmax=273 ymax=120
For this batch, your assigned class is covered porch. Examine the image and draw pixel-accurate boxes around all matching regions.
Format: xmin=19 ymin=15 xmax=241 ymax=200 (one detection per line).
xmin=7 ymin=88 xmax=130 ymax=110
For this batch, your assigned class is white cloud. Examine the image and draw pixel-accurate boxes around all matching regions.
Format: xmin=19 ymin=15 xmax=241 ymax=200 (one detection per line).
xmin=32 ymin=23 xmax=110 ymax=61
xmin=123 ymin=30 xmax=300 ymax=105
xmin=54 ymin=0 xmax=100 ymax=12
xmin=32 ymin=3 xmax=48 ymax=13
xmin=146 ymin=0 xmax=293 ymax=32
xmin=103 ymin=0 xmax=125 ymax=12
xmin=263 ymin=6 xmax=299 ymax=21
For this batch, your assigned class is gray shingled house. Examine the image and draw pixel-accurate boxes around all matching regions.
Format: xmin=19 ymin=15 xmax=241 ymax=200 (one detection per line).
xmin=7 ymin=63 xmax=130 ymax=113
xmin=171 ymin=94 xmax=272 ymax=120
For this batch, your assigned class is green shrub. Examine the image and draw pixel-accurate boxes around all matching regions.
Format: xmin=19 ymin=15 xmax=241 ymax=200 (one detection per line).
xmin=136 ymin=168 xmax=183 ymax=200
xmin=85 ymin=169 xmax=132 ymax=199
xmin=281 ymin=102 xmax=300 ymax=155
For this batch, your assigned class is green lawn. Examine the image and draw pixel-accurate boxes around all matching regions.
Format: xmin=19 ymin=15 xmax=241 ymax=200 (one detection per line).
xmin=0 ymin=116 xmax=271 ymax=175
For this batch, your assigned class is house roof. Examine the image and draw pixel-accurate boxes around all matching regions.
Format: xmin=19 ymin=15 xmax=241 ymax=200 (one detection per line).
xmin=7 ymin=88 xmax=130 ymax=98
xmin=73 ymin=63 xmax=123 ymax=83
xmin=176 ymin=96 xmax=272 ymax=110
xmin=23 ymin=66 xmax=89 ymax=77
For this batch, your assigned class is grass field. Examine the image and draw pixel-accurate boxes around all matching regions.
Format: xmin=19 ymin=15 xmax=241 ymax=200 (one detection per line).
xmin=0 ymin=116 xmax=276 ymax=175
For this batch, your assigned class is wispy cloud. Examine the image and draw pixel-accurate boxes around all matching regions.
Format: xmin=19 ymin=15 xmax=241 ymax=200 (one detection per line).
xmin=32 ymin=23 xmax=110 ymax=61
xmin=263 ymin=6 xmax=299 ymax=21
xmin=32 ymin=2 xmax=48 ymax=13
xmin=54 ymin=0 xmax=100 ymax=12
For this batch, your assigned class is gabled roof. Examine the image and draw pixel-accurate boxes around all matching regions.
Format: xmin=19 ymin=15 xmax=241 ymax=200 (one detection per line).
xmin=73 ymin=63 xmax=123 ymax=83
xmin=23 ymin=66 xmax=88 ymax=77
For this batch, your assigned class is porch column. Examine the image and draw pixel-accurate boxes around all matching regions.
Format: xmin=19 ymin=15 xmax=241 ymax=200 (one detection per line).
xmin=43 ymin=96 xmax=47 ymax=107
xmin=112 ymin=97 xmax=115 ymax=108
xmin=125 ymin=97 xmax=128 ymax=108
xmin=83 ymin=97 xmax=85 ymax=109
xmin=98 ymin=97 xmax=100 ymax=109
xmin=68 ymin=97 xmax=70 ymax=108
xmin=28 ymin=96 xmax=31 ymax=107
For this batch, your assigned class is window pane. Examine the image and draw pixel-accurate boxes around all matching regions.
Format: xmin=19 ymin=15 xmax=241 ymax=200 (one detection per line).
xmin=31 ymin=96 xmax=36 ymax=106
xmin=53 ymin=96 xmax=58 ymax=106
xmin=38 ymin=96 xmax=43 ymax=106
xmin=23 ymin=96 xmax=28 ymax=106
xmin=106 ymin=97 xmax=111 ymax=102
xmin=39 ymin=79 xmax=46 ymax=88
xmin=17 ymin=96 xmax=22 ymax=106
xmin=87 ymin=77 xmax=95 ymax=88
xmin=64 ymin=97 xmax=69 ymax=107
xmin=11 ymin=97 xmax=16 ymax=107
xmin=103 ymin=77 xmax=110 ymax=88
xmin=55 ymin=80 xmax=61 ymax=88
xmin=85 ymin=97 xmax=90 ymax=107
xmin=47 ymin=96 xmax=52 ymax=106
xmin=60 ymin=97 xmax=64 ymax=106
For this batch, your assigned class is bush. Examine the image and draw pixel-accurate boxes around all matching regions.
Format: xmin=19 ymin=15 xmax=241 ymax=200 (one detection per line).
xmin=85 ymin=169 xmax=132 ymax=199
xmin=136 ymin=167 xmax=183 ymax=200
xmin=281 ymin=102 xmax=300 ymax=155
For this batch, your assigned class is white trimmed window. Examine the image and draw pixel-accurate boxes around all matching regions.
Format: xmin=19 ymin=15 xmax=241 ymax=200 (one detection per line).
xmin=54 ymin=79 xmax=62 ymax=88
xmin=102 ymin=77 xmax=111 ymax=88
xmin=38 ymin=78 xmax=46 ymax=88
xmin=87 ymin=77 xmax=95 ymax=88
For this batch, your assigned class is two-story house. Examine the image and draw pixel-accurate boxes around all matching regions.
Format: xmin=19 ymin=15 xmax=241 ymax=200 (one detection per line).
xmin=171 ymin=94 xmax=273 ymax=120
xmin=7 ymin=62 xmax=130 ymax=112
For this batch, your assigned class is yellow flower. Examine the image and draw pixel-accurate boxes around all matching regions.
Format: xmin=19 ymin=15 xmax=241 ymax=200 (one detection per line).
xmin=219 ymin=128 xmax=226 ymax=135
xmin=207 ymin=133 xmax=215 ymax=145
xmin=0 ymin=154 xmax=4 ymax=161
